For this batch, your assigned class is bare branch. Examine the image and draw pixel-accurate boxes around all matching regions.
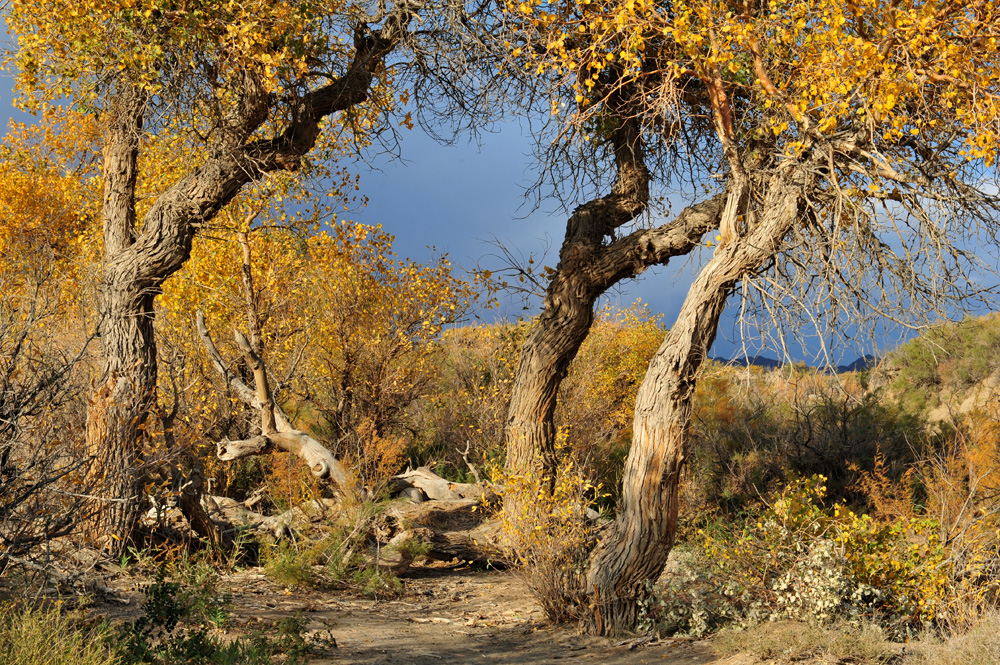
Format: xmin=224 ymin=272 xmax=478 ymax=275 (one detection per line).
xmin=195 ymin=310 xmax=260 ymax=409
xmin=233 ymin=329 xmax=276 ymax=435
xmin=196 ymin=311 xmax=357 ymax=494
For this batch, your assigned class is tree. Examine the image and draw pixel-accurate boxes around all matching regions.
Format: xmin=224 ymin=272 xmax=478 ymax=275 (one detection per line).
xmin=8 ymin=0 xmax=492 ymax=552
xmin=503 ymin=0 xmax=1000 ymax=632
xmin=153 ymin=219 xmax=477 ymax=504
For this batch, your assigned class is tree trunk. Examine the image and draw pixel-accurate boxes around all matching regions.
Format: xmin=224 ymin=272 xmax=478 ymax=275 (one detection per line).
xmin=584 ymin=173 xmax=805 ymax=635
xmin=505 ymin=270 xmax=598 ymax=490
xmin=503 ymin=192 xmax=725 ymax=509
xmin=78 ymin=11 xmax=416 ymax=554
xmin=84 ymin=291 xmax=161 ymax=551
xmin=83 ymin=84 xmax=152 ymax=553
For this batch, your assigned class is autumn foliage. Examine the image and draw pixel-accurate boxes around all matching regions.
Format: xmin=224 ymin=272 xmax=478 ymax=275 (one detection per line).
xmin=153 ymin=221 xmax=477 ymax=497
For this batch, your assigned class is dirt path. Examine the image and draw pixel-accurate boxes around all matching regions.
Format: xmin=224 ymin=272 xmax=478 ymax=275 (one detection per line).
xmin=218 ymin=566 xmax=719 ymax=665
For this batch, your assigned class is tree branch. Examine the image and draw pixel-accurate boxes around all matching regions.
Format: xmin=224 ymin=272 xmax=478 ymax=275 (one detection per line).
xmin=196 ymin=311 xmax=356 ymax=494
xmin=593 ymin=193 xmax=727 ymax=288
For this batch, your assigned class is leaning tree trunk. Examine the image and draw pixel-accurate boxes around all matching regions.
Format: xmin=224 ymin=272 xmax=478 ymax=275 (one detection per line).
xmin=504 ymin=103 xmax=725 ymax=510
xmin=584 ymin=171 xmax=807 ymax=635
xmin=503 ymin=194 xmax=725 ymax=495
xmin=504 ymin=271 xmax=600 ymax=493
xmin=505 ymin=112 xmax=650 ymax=493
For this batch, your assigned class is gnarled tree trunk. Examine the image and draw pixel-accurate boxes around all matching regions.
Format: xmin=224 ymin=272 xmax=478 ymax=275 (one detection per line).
xmin=584 ymin=168 xmax=810 ymax=634
xmin=83 ymin=84 xmax=157 ymax=550
xmin=504 ymin=109 xmax=725 ymax=507
xmin=80 ymin=9 xmax=417 ymax=556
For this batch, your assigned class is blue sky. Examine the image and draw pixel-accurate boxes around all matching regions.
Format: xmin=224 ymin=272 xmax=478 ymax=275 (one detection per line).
xmin=347 ymin=124 xmax=729 ymax=345
xmin=345 ymin=123 xmax=874 ymax=363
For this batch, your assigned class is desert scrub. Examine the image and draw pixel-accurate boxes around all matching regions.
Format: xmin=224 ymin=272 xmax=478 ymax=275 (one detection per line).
xmin=262 ymin=539 xmax=315 ymax=589
xmin=887 ymin=313 xmax=1000 ymax=412
xmin=117 ymin=570 xmax=311 ymax=665
xmin=260 ymin=500 xmax=405 ymax=596
xmin=493 ymin=438 xmax=604 ymax=622
xmin=701 ymin=475 xmax=954 ymax=635
xmin=642 ymin=546 xmax=741 ymax=637
xmin=0 ymin=604 xmax=118 ymax=665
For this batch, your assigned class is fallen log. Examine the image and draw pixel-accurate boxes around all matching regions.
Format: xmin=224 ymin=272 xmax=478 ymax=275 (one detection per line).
xmin=391 ymin=466 xmax=497 ymax=504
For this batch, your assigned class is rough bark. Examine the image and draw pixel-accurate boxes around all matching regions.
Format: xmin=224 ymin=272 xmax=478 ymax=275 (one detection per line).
xmin=584 ymin=168 xmax=809 ymax=635
xmin=83 ymin=83 xmax=152 ymax=551
xmin=503 ymin=124 xmax=726 ymax=502
xmin=82 ymin=8 xmax=417 ymax=555
xmin=504 ymin=116 xmax=650 ymax=494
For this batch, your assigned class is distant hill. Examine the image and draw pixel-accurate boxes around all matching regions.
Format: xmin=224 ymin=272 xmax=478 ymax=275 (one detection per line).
xmin=712 ymin=354 xmax=784 ymax=369
xmin=711 ymin=354 xmax=877 ymax=374
xmin=836 ymin=355 xmax=877 ymax=373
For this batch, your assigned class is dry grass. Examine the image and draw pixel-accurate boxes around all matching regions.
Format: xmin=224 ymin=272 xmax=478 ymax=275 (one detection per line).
xmin=712 ymin=620 xmax=898 ymax=664
xmin=0 ymin=604 xmax=117 ymax=665
xmin=903 ymin=614 xmax=1000 ymax=665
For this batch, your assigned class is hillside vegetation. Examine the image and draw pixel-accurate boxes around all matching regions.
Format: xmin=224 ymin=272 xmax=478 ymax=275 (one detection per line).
xmin=7 ymin=269 xmax=1000 ymax=663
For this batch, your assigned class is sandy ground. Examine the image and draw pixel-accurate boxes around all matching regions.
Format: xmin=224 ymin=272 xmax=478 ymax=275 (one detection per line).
xmin=102 ymin=563 xmax=720 ymax=665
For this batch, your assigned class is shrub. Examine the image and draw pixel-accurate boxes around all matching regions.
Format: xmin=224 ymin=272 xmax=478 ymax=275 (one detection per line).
xmin=259 ymin=500 xmax=405 ymax=596
xmin=556 ymin=303 xmax=667 ymax=500
xmin=117 ymin=569 xmax=307 ymax=665
xmin=262 ymin=540 xmax=315 ymax=589
xmin=701 ymin=475 xmax=953 ymax=636
xmin=407 ymin=322 xmax=525 ymax=480
xmin=887 ymin=313 xmax=1000 ymax=413
xmin=687 ymin=367 xmax=923 ymax=517
xmin=493 ymin=438 xmax=603 ymax=622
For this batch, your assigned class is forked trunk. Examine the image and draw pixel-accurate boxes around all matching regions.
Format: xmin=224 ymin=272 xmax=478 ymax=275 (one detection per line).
xmin=503 ymin=106 xmax=726 ymax=515
xmin=503 ymin=193 xmax=725 ymax=514
xmin=82 ymin=86 xmax=152 ymax=554
xmin=78 ymin=9 xmax=416 ymax=555
xmin=584 ymin=174 xmax=805 ymax=635
xmin=504 ymin=111 xmax=650 ymax=494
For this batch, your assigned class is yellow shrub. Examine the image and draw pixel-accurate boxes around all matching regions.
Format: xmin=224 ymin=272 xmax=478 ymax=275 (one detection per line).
xmin=702 ymin=475 xmax=958 ymax=634
xmin=492 ymin=434 xmax=605 ymax=622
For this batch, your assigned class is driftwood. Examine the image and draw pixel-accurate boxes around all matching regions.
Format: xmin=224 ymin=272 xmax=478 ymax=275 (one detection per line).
xmin=188 ymin=487 xmax=505 ymax=568
xmin=196 ymin=310 xmax=355 ymax=494
xmin=200 ymin=496 xmax=342 ymax=540
xmin=392 ymin=466 xmax=497 ymax=504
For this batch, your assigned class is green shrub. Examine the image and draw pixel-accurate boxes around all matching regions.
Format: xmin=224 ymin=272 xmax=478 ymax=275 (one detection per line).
xmin=117 ymin=569 xmax=307 ymax=665
xmin=888 ymin=313 xmax=1000 ymax=412
xmin=351 ymin=567 xmax=403 ymax=598
xmin=259 ymin=501 xmax=404 ymax=597
xmin=0 ymin=604 xmax=118 ymax=665
xmin=262 ymin=540 xmax=315 ymax=589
